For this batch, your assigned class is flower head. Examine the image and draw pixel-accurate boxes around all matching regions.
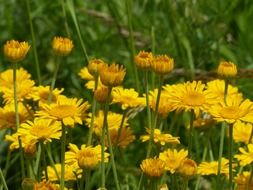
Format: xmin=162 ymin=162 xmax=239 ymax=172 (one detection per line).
xmin=52 ymin=36 xmax=73 ymax=56
xmin=4 ymin=40 xmax=30 ymax=62
xmin=234 ymin=171 xmax=253 ymax=190
xmin=33 ymin=181 xmax=59 ymax=190
xmin=217 ymin=61 xmax=237 ymax=78
xmin=151 ymin=55 xmax=174 ymax=75
xmin=94 ymin=86 xmax=110 ymax=104
xmin=79 ymin=67 xmax=94 ymax=81
xmin=88 ymin=59 xmax=106 ymax=76
xmin=134 ymin=51 xmax=153 ymax=69
xmin=178 ymin=159 xmax=197 ymax=178
xmin=140 ymin=157 xmax=165 ymax=178
xmin=233 ymin=121 xmax=253 ymax=144
xmin=100 ymin=63 xmax=126 ymax=87
xmin=235 ymin=144 xmax=253 ymax=167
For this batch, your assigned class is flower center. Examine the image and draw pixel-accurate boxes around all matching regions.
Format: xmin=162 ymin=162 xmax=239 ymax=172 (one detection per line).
xmin=50 ymin=105 xmax=77 ymax=119
xmin=220 ymin=106 xmax=240 ymax=119
xmin=30 ymin=125 xmax=51 ymax=139
xmin=183 ymin=92 xmax=205 ymax=106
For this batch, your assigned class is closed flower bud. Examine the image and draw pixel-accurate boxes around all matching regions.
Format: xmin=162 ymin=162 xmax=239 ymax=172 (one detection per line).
xmin=134 ymin=51 xmax=153 ymax=69
xmin=178 ymin=158 xmax=197 ymax=178
xmin=217 ymin=61 xmax=237 ymax=78
xmin=52 ymin=36 xmax=74 ymax=56
xmin=152 ymin=55 xmax=174 ymax=75
xmin=94 ymin=87 xmax=110 ymax=104
xmin=88 ymin=59 xmax=106 ymax=76
xmin=4 ymin=40 xmax=30 ymax=62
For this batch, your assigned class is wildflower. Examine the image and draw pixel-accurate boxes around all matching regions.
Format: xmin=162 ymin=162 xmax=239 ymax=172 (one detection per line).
xmin=85 ymin=110 xmax=128 ymax=136
xmin=79 ymin=67 xmax=94 ymax=81
xmin=36 ymin=95 xmax=90 ymax=127
xmin=33 ymin=181 xmax=59 ymax=190
xmin=178 ymin=159 xmax=197 ymax=178
xmin=18 ymin=118 xmax=61 ymax=144
xmin=87 ymin=59 xmax=106 ymax=76
xmin=163 ymin=81 xmax=218 ymax=116
xmin=197 ymin=158 xmax=230 ymax=176
xmin=52 ymin=36 xmax=73 ymax=56
xmin=85 ymin=79 xmax=104 ymax=91
xmin=100 ymin=63 xmax=126 ymax=87
xmin=233 ymin=121 xmax=253 ymax=144
xmin=0 ymin=103 xmax=30 ymax=130
xmin=134 ymin=51 xmax=153 ymax=69
xmin=65 ymin=143 xmax=109 ymax=169
xmin=4 ymin=40 xmax=30 ymax=62
xmin=112 ymin=87 xmax=145 ymax=110
xmin=94 ymin=86 xmax=110 ymax=104
xmin=234 ymin=171 xmax=253 ymax=190
xmin=159 ymin=149 xmax=188 ymax=173
xmin=235 ymin=144 xmax=253 ymax=166
xmin=140 ymin=128 xmax=180 ymax=145
xmin=208 ymin=94 xmax=253 ymax=124
xmin=140 ymin=157 xmax=165 ymax=178
xmin=217 ymin=61 xmax=237 ymax=78
xmin=151 ymin=55 xmax=174 ymax=75
xmin=105 ymin=127 xmax=135 ymax=148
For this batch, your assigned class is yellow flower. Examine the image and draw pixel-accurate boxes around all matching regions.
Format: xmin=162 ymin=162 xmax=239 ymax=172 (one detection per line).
xmin=0 ymin=102 xmax=30 ymax=130
xmin=217 ymin=61 xmax=237 ymax=78
xmin=151 ymin=55 xmax=174 ymax=75
xmin=140 ymin=157 xmax=165 ymax=178
xmin=134 ymin=51 xmax=153 ymax=69
xmin=140 ymin=128 xmax=180 ymax=145
xmin=85 ymin=110 xmax=128 ymax=136
xmin=65 ymin=143 xmax=109 ymax=169
xmin=197 ymin=158 xmax=230 ymax=176
xmin=46 ymin=163 xmax=81 ymax=181
xmin=163 ymin=81 xmax=218 ymax=116
xmin=112 ymin=87 xmax=145 ymax=110
xmin=85 ymin=79 xmax=104 ymax=91
xmin=18 ymin=118 xmax=61 ymax=144
xmin=206 ymin=79 xmax=241 ymax=102
xmin=87 ymin=59 xmax=106 ymax=76
xmin=36 ymin=95 xmax=90 ymax=127
xmin=100 ymin=63 xmax=126 ymax=87
xmin=94 ymin=86 xmax=110 ymax=104
xmin=52 ymin=36 xmax=74 ymax=56
xmin=178 ymin=158 xmax=197 ymax=178
xmin=208 ymin=94 xmax=253 ymax=124
xmin=233 ymin=121 xmax=253 ymax=144
xmin=4 ymin=40 xmax=30 ymax=62
xmin=234 ymin=171 xmax=253 ymax=190
xmin=149 ymin=89 xmax=174 ymax=118
xmin=105 ymin=127 xmax=135 ymax=148
xmin=33 ymin=181 xmax=59 ymax=190
xmin=159 ymin=149 xmax=188 ymax=173
xmin=235 ymin=144 xmax=253 ymax=167
xmin=31 ymin=85 xmax=64 ymax=105
xmin=78 ymin=67 xmax=94 ymax=81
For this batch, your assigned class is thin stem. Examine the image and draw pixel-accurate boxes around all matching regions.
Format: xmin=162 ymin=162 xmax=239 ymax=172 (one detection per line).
xmin=84 ymin=170 xmax=91 ymax=190
xmin=26 ymin=0 xmax=41 ymax=85
xmin=153 ymin=76 xmax=164 ymax=129
xmin=40 ymin=142 xmax=48 ymax=180
xmin=45 ymin=145 xmax=60 ymax=181
xmin=126 ymin=0 xmax=140 ymax=92
xmin=87 ymin=75 xmax=99 ymax=145
xmin=188 ymin=109 xmax=195 ymax=157
xmin=0 ymin=168 xmax=8 ymax=190
xmin=60 ymin=0 xmax=70 ymax=37
xmin=150 ymin=26 xmax=156 ymax=89
xmin=60 ymin=124 xmax=66 ymax=190
xmin=115 ymin=110 xmax=127 ymax=147
xmin=228 ymin=124 xmax=233 ymax=190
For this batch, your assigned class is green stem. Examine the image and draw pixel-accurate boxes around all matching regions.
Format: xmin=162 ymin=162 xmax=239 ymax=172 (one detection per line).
xmin=126 ymin=0 xmax=140 ymax=92
xmin=13 ymin=62 xmax=25 ymax=179
xmin=188 ymin=109 xmax=194 ymax=157
xmin=101 ymin=103 xmax=107 ymax=188
xmin=60 ymin=0 xmax=70 ymax=37
xmin=25 ymin=0 xmax=41 ymax=85
xmin=0 ymin=168 xmax=8 ymax=190
xmin=87 ymin=75 xmax=99 ymax=145
xmin=228 ymin=124 xmax=233 ymax=190
xmin=115 ymin=110 xmax=127 ymax=148
xmin=150 ymin=26 xmax=156 ymax=89
xmin=45 ymin=145 xmax=60 ymax=181
xmin=35 ymin=145 xmax=41 ymax=180
xmin=84 ymin=170 xmax=91 ymax=190
xmin=80 ymin=171 xmax=85 ymax=190
xmin=60 ymin=124 xmax=66 ymax=190
xmin=40 ymin=142 xmax=48 ymax=180
xmin=153 ymin=76 xmax=163 ymax=130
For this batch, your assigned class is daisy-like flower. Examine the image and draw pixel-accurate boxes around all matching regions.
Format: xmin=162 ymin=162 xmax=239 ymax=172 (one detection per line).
xmin=206 ymin=79 xmax=241 ymax=102
xmin=197 ymin=158 xmax=230 ymax=176
xmin=140 ymin=157 xmax=165 ymax=178
xmin=46 ymin=163 xmax=81 ymax=181
xmin=149 ymin=89 xmax=174 ymax=118
xmin=140 ymin=128 xmax=180 ymax=145
xmin=85 ymin=110 xmax=128 ymax=136
xmin=112 ymin=87 xmax=145 ymax=110
xmin=235 ymin=144 xmax=253 ymax=166
xmin=105 ymin=127 xmax=135 ymax=148
xmin=31 ymin=85 xmax=64 ymax=105
xmin=208 ymin=94 xmax=253 ymax=124
xmin=178 ymin=158 xmax=197 ymax=178
xmin=151 ymin=54 xmax=174 ymax=75
xmin=134 ymin=51 xmax=153 ymax=69
xmin=52 ymin=36 xmax=73 ymax=56
xmin=33 ymin=181 xmax=59 ymax=190
xmin=163 ymin=81 xmax=218 ymax=116
xmin=234 ymin=171 xmax=253 ymax=190
xmin=79 ymin=67 xmax=94 ymax=81
xmin=3 ymin=40 xmax=30 ymax=62
xmin=18 ymin=118 xmax=61 ymax=144
xmin=0 ymin=102 xmax=30 ymax=130
xmin=65 ymin=143 xmax=109 ymax=169
xmin=87 ymin=58 xmax=106 ymax=76
xmin=100 ymin=63 xmax=126 ymax=87
xmin=36 ymin=95 xmax=90 ymax=127
xmin=217 ymin=61 xmax=237 ymax=78
xmin=233 ymin=121 xmax=253 ymax=144
xmin=159 ymin=149 xmax=188 ymax=173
